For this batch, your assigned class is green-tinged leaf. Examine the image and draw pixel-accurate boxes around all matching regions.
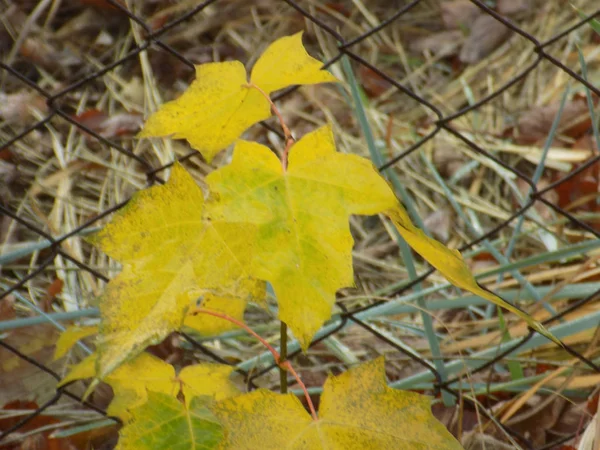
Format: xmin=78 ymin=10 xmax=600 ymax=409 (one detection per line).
xmin=572 ymin=5 xmax=600 ymax=35
xmin=61 ymin=353 xmax=238 ymax=421
xmin=206 ymin=125 xmax=398 ymax=348
xmin=117 ymin=392 xmax=223 ymax=450
xmin=59 ymin=352 xmax=177 ymax=420
xmin=498 ymin=309 xmax=524 ymax=380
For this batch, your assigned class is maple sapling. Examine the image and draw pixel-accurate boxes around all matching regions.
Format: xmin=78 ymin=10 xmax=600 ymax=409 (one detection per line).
xmin=54 ymin=32 xmax=561 ymax=449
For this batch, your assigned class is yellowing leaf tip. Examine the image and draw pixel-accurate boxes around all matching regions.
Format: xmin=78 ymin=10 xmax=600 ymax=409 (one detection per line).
xmin=250 ymin=32 xmax=338 ymax=94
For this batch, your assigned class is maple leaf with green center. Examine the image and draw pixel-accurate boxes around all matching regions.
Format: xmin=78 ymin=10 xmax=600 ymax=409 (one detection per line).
xmin=206 ymin=124 xmax=398 ymax=348
xmin=212 ymin=357 xmax=463 ymax=449
xmin=60 ymin=351 xmax=239 ymax=421
xmin=88 ymin=163 xmax=264 ymax=381
xmin=59 ymin=352 xmax=177 ymax=420
xmin=139 ymin=32 xmax=337 ymax=162
xmin=117 ymin=392 xmax=224 ymax=450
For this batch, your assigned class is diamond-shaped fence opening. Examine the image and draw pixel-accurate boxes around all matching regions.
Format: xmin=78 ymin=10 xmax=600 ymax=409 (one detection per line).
xmin=1 ymin=1 xmax=600 ymax=448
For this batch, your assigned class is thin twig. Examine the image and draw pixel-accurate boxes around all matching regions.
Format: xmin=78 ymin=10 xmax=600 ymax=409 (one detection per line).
xmin=245 ymin=83 xmax=295 ymax=170
xmin=279 ymin=322 xmax=288 ymax=394
xmin=189 ymin=307 xmax=318 ymax=420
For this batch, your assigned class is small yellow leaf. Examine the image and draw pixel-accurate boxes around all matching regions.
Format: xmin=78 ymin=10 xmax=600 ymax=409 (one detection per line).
xmin=61 ymin=353 xmax=239 ymax=421
xmin=139 ymin=34 xmax=337 ymax=162
xmin=179 ymin=363 xmax=240 ymax=408
xmin=54 ymin=325 xmax=98 ymax=360
xmin=139 ymin=62 xmax=269 ymax=162
xmin=183 ymin=294 xmax=246 ymax=337
xmin=59 ymin=352 xmax=177 ymax=420
xmin=207 ymin=125 xmax=397 ymax=349
xmin=89 ymin=163 xmax=264 ymax=381
xmin=59 ymin=353 xmax=96 ymax=387
xmin=213 ymin=357 xmax=462 ymax=449
xmin=103 ymin=353 xmax=177 ymax=420
xmin=386 ymin=206 xmax=559 ymax=345
xmin=250 ymin=32 xmax=338 ymax=94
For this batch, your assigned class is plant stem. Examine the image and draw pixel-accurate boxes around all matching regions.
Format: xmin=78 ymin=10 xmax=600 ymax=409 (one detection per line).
xmin=246 ymin=83 xmax=294 ymax=170
xmin=190 ymin=307 xmax=318 ymax=420
xmin=279 ymin=322 xmax=288 ymax=394
xmin=245 ymin=83 xmax=294 ymax=397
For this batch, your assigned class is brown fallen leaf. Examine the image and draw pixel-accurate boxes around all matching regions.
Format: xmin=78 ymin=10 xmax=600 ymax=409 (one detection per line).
xmin=515 ymin=98 xmax=591 ymax=145
xmin=462 ymin=432 xmax=515 ymax=450
xmin=423 ymin=208 xmax=452 ymax=243
xmin=497 ymin=0 xmax=531 ymax=15
xmin=459 ymin=14 xmax=512 ymax=64
xmin=0 ymin=399 xmax=118 ymax=450
xmin=40 ymin=277 xmax=64 ymax=313
xmin=409 ymin=30 xmax=464 ymax=58
xmin=357 ymin=66 xmax=392 ymax=97
xmin=20 ymin=37 xmax=80 ymax=73
xmin=0 ymin=322 xmax=61 ymax=406
xmin=516 ymin=177 xmax=558 ymax=221
xmin=72 ymin=109 xmax=143 ymax=139
xmin=441 ymin=0 xmax=482 ymax=30
xmin=0 ymin=91 xmax=48 ymax=125
xmin=433 ymin=138 xmax=469 ymax=179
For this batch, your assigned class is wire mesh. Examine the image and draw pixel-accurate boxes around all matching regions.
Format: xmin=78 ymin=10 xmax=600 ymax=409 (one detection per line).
xmin=1 ymin=0 xmax=600 ymax=448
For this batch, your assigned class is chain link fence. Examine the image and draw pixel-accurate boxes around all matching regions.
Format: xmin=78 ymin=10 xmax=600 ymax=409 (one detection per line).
xmin=2 ymin=1 xmax=600 ymax=448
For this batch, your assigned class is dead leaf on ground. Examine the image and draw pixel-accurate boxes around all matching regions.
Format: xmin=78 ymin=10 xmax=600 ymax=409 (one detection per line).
xmin=409 ymin=30 xmax=464 ymax=58
xmin=72 ymin=109 xmax=143 ymax=139
xmin=572 ymin=134 xmax=600 ymax=153
xmin=0 ymin=321 xmax=61 ymax=406
xmin=459 ymin=14 xmax=512 ymax=64
xmin=504 ymin=396 xmax=573 ymax=447
xmin=423 ymin=208 xmax=452 ymax=242
xmin=497 ymin=0 xmax=531 ymax=15
xmin=462 ymin=432 xmax=515 ymax=450
xmin=515 ymin=98 xmax=591 ymax=145
xmin=357 ymin=66 xmax=392 ymax=97
xmin=0 ymin=91 xmax=48 ymax=125
xmin=20 ymin=37 xmax=80 ymax=72
xmin=433 ymin=139 xmax=469 ymax=179
xmin=0 ymin=400 xmax=118 ymax=450
xmin=516 ymin=177 xmax=558 ymax=221
xmin=552 ymin=156 xmax=600 ymax=232
xmin=441 ymin=1 xmax=482 ymax=30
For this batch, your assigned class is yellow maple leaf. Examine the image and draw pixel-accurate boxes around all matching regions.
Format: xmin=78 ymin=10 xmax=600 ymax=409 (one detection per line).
xmin=59 ymin=352 xmax=177 ymax=420
xmin=183 ymin=293 xmax=246 ymax=337
xmin=179 ymin=363 xmax=240 ymax=407
xmin=60 ymin=352 xmax=239 ymax=421
xmin=385 ymin=206 xmax=559 ymax=345
xmin=88 ymin=163 xmax=264 ymax=381
xmin=53 ymin=324 xmax=98 ymax=360
xmin=206 ymin=124 xmax=398 ymax=348
xmin=212 ymin=357 xmax=463 ymax=449
xmin=139 ymin=32 xmax=337 ymax=162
